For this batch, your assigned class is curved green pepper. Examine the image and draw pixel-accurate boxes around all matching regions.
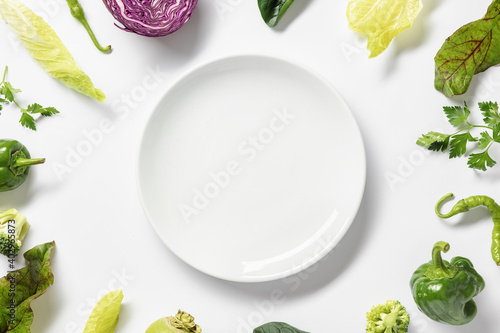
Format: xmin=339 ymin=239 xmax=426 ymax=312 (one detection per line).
xmin=0 ymin=139 xmax=45 ymax=192
xmin=436 ymin=193 xmax=500 ymax=265
xmin=410 ymin=241 xmax=485 ymax=325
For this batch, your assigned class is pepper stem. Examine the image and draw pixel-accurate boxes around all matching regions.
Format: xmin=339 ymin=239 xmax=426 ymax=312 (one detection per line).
xmin=435 ymin=193 xmax=457 ymax=218
xmin=432 ymin=241 xmax=450 ymax=271
xmin=424 ymin=241 xmax=458 ymax=280
xmin=78 ymin=17 xmax=112 ymax=53
xmin=66 ymin=0 xmax=111 ymax=53
xmin=13 ymin=157 xmax=45 ymax=168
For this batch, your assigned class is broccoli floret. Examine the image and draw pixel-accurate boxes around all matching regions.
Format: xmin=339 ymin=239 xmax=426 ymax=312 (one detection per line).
xmin=366 ymin=300 xmax=410 ymax=333
xmin=0 ymin=209 xmax=30 ymax=257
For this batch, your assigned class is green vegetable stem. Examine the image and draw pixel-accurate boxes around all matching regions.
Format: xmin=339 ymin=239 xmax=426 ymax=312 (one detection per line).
xmin=435 ymin=193 xmax=500 ymax=266
xmin=65 ymin=0 xmax=111 ymax=53
xmin=0 ymin=139 xmax=45 ymax=192
xmin=410 ymin=241 xmax=485 ymax=325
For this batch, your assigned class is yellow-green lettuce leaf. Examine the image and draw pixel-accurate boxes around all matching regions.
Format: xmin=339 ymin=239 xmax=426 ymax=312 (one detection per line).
xmin=346 ymin=0 xmax=423 ymax=58
xmin=83 ymin=289 xmax=123 ymax=333
xmin=0 ymin=0 xmax=105 ymax=102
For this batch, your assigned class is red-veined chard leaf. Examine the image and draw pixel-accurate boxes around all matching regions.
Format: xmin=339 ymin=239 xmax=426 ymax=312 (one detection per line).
xmin=0 ymin=241 xmax=55 ymax=332
xmin=435 ymin=0 xmax=500 ymax=97
xmin=257 ymin=0 xmax=295 ymax=28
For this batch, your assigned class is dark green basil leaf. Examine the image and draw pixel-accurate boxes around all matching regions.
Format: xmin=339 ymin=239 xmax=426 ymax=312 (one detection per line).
xmin=253 ymin=321 xmax=309 ymax=333
xmin=257 ymin=0 xmax=295 ymax=28
xmin=434 ymin=0 xmax=500 ymax=97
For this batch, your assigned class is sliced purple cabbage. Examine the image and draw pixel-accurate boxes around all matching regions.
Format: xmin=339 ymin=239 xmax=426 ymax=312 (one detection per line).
xmin=102 ymin=0 xmax=198 ymax=37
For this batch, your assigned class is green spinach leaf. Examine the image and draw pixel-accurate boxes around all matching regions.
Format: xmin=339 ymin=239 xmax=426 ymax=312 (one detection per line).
xmin=257 ymin=0 xmax=295 ymax=28
xmin=435 ymin=0 xmax=500 ymax=97
xmin=253 ymin=321 xmax=309 ymax=333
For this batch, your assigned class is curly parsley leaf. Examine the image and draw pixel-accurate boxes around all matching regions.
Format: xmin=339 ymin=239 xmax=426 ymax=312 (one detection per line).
xmin=449 ymin=132 xmax=477 ymax=158
xmin=444 ymin=104 xmax=470 ymax=127
xmin=418 ymin=101 xmax=500 ymax=171
xmin=478 ymin=131 xmax=494 ymax=149
xmin=468 ymin=151 xmax=497 ymax=171
xmin=19 ymin=113 xmax=36 ymax=131
xmin=417 ymin=132 xmax=451 ymax=152
xmin=0 ymin=241 xmax=55 ymax=332
xmin=479 ymin=101 xmax=500 ymax=125
xmin=0 ymin=66 xmax=60 ymax=131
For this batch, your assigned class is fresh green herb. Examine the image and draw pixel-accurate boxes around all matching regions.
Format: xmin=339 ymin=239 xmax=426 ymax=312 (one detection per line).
xmin=435 ymin=193 xmax=500 ymax=266
xmin=0 ymin=139 xmax=45 ymax=192
xmin=410 ymin=241 xmax=484 ymax=325
xmin=0 ymin=241 xmax=55 ymax=332
xmin=83 ymin=289 xmax=123 ymax=333
xmin=0 ymin=66 xmax=60 ymax=130
xmin=65 ymin=0 xmax=111 ymax=53
xmin=417 ymin=101 xmax=500 ymax=171
xmin=366 ymin=300 xmax=409 ymax=333
xmin=0 ymin=0 xmax=106 ymax=102
xmin=0 ymin=209 xmax=30 ymax=257
xmin=258 ymin=0 xmax=295 ymax=28
xmin=435 ymin=0 xmax=500 ymax=97
xmin=253 ymin=322 xmax=308 ymax=333
xmin=146 ymin=310 xmax=201 ymax=333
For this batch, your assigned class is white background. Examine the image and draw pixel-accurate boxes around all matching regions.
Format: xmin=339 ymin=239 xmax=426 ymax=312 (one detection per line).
xmin=1 ymin=0 xmax=500 ymax=332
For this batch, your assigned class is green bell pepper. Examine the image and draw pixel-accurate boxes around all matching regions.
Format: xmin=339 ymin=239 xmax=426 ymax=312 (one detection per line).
xmin=410 ymin=241 xmax=485 ymax=325
xmin=0 ymin=139 xmax=45 ymax=192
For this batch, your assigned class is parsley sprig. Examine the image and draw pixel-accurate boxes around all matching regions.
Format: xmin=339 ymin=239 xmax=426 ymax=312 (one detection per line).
xmin=417 ymin=102 xmax=500 ymax=171
xmin=0 ymin=66 xmax=59 ymax=130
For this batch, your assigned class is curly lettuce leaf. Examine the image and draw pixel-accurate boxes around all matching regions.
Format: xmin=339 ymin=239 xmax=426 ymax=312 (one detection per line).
xmin=435 ymin=0 xmax=500 ymax=97
xmin=0 ymin=0 xmax=105 ymax=102
xmin=346 ymin=0 xmax=423 ymax=58
xmin=83 ymin=290 xmax=123 ymax=333
xmin=0 ymin=241 xmax=55 ymax=332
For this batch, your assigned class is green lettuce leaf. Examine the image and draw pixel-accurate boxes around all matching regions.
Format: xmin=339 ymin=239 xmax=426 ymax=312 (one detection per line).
xmin=0 ymin=241 xmax=55 ymax=332
xmin=0 ymin=0 xmax=105 ymax=102
xmin=435 ymin=0 xmax=500 ymax=97
xmin=83 ymin=289 xmax=123 ymax=333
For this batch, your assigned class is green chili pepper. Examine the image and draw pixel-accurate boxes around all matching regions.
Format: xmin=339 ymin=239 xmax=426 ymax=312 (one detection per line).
xmin=410 ymin=241 xmax=485 ymax=325
xmin=0 ymin=139 xmax=45 ymax=192
xmin=435 ymin=193 xmax=500 ymax=266
xmin=65 ymin=0 xmax=111 ymax=53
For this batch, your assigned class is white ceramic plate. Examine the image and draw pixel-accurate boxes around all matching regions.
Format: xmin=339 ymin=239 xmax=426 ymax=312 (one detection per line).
xmin=137 ymin=55 xmax=366 ymax=282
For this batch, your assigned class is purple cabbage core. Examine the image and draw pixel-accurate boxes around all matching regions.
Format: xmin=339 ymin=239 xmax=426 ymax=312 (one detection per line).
xmin=102 ymin=0 xmax=198 ymax=37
